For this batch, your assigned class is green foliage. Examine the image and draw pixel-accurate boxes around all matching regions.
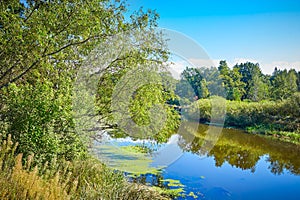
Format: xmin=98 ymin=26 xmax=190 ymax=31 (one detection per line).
xmin=187 ymin=93 xmax=300 ymax=142
xmin=0 ymin=0 xmax=136 ymax=88
xmin=1 ymin=0 xmax=299 ymax=197
xmin=95 ymin=61 xmax=180 ymax=143
xmin=0 ymin=135 xmax=71 ymax=200
xmin=270 ymin=68 xmax=298 ymax=100
xmin=217 ymin=61 xmax=246 ymax=100
xmin=175 ymin=79 xmax=196 ymax=103
xmin=129 ymin=84 xmax=180 ymax=142
xmin=198 ymin=66 xmax=226 ymax=97
xmin=187 ymin=96 xmax=226 ymax=123
xmin=97 ymin=80 xmax=180 ymax=143
xmin=177 ymin=61 xmax=299 ymax=102
xmin=188 ymin=98 xmax=212 ymax=121
xmin=0 ymin=0 xmax=172 ymax=165
xmin=285 ymin=92 xmax=300 ymax=118
xmin=0 ymin=1 xmax=182 ymax=199
xmin=181 ymin=67 xmax=209 ymax=99
xmin=233 ymin=62 xmax=269 ymax=101
xmin=0 ymin=80 xmax=86 ymax=164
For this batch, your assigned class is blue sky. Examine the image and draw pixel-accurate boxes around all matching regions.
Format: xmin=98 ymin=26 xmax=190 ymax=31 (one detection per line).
xmin=127 ymin=0 xmax=300 ymax=74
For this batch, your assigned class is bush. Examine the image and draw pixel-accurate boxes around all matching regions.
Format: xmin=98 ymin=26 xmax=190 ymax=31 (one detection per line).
xmin=187 ymin=96 xmax=226 ymax=124
xmin=0 ymin=80 xmax=87 ymax=164
xmin=187 ymin=98 xmax=212 ymax=122
xmin=187 ymin=94 xmax=300 ymax=137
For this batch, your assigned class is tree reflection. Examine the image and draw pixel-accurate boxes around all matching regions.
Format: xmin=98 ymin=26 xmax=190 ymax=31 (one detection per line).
xmin=177 ymin=122 xmax=300 ymax=175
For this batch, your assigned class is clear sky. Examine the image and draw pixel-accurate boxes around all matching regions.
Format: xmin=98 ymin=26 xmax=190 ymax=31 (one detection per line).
xmin=127 ymin=0 xmax=300 ymax=74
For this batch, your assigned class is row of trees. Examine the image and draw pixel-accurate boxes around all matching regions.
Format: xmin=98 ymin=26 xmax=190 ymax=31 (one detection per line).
xmin=178 ymin=61 xmax=300 ymax=102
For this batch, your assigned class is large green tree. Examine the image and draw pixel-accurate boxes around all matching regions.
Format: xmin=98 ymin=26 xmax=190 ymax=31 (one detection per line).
xmin=270 ymin=68 xmax=298 ymax=100
xmin=180 ymin=67 xmax=209 ymax=99
xmin=0 ymin=0 xmax=173 ymax=162
xmin=197 ymin=66 xmax=226 ymax=97
xmin=218 ymin=60 xmax=245 ymax=101
xmin=234 ymin=62 xmax=269 ymax=101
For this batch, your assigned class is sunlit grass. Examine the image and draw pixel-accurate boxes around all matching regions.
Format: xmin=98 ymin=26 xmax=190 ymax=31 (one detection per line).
xmin=0 ymin=134 xmax=170 ymax=200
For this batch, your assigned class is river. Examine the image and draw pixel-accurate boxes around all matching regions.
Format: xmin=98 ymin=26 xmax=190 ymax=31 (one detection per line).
xmin=93 ymin=122 xmax=300 ymax=199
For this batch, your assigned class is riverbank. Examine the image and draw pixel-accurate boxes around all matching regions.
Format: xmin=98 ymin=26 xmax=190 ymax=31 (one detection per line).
xmin=0 ymin=135 xmax=170 ymax=200
xmin=187 ymin=93 xmax=300 ymax=144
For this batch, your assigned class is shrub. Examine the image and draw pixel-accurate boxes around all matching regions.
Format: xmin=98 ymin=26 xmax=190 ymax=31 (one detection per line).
xmin=187 ymin=95 xmax=300 ymax=136
xmin=0 ymin=80 xmax=87 ymax=164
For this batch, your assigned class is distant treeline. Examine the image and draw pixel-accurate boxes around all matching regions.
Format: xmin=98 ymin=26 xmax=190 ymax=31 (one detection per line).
xmin=174 ymin=61 xmax=300 ymax=142
xmin=175 ymin=61 xmax=300 ymax=102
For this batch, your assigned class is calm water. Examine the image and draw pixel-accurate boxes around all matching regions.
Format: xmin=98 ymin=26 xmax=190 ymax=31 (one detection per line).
xmin=93 ymin=123 xmax=300 ymax=200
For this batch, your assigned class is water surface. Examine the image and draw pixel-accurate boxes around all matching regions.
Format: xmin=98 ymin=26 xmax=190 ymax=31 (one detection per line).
xmin=93 ymin=123 xmax=300 ymax=199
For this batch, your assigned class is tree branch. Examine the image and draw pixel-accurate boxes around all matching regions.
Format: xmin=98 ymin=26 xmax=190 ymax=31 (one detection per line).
xmin=0 ymin=58 xmax=21 ymax=82
xmin=0 ymin=59 xmax=40 ymax=89
xmin=23 ymin=2 xmax=40 ymax=23
xmin=45 ymin=37 xmax=92 ymax=57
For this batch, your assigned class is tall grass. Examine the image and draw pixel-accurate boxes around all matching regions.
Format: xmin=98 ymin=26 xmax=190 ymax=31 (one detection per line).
xmin=0 ymin=134 xmax=170 ymax=200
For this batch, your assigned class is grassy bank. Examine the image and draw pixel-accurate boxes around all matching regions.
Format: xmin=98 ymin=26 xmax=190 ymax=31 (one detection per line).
xmin=187 ymin=93 xmax=300 ymax=144
xmin=0 ymin=135 xmax=170 ymax=200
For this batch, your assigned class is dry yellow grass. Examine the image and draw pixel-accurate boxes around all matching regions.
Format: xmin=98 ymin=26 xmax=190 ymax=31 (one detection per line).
xmin=0 ymin=134 xmax=70 ymax=200
xmin=0 ymin=135 xmax=170 ymax=200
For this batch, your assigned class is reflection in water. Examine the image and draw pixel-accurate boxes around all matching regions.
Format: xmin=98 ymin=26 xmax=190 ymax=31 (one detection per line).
xmin=178 ymin=122 xmax=300 ymax=175
xmin=94 ymin=122 xmax=300 ymax=199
